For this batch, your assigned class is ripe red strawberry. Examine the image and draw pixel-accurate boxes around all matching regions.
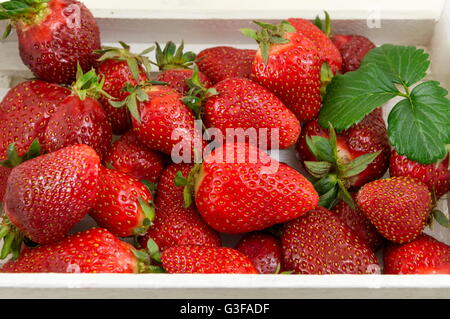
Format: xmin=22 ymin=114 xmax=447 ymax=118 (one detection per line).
xmin=1 ymin=228 xmax=139 ymax=273
xmin=235 ymin=232 xmax=283 ymax=274
xmin=96 ymin=42 xmax=152 ymax=134
xmin=1 ymin=144 xmax=101 ymax=258
xmin=241 ymin=21 xmax=322 ymax=122
xmin=281 ymin=207 xmax=379 ymax=274
xmin=0 ymin=80 xmax=70 ymax=159
xmin=390 ymin=151 xmax=450 ymax=199
xmin=0 ymin=166 xmax=11 ymax=202
xmin=127 ymin=84 xmax=201 ymax=161
xmin=190 ymin=142 xmax=319 ymax=233
xmin=331 ymin=35 xmax=376 ymax=73
xmin=161 ymin=245 xmax=258 ymax=274
xmin=1 ymin=0 xmax=100 ymax=84
xmin=331 ymin=194 xmax=384 ymax=251
xmin=153 ymin=41 xmax=212 ymax=95
xmin=357 ymin=176 xmax=432 ymax=244
xmin=90 ymin=167 xmax=155 ymax=238
xmin=288 ymin=17 xmax=342 ymax=74
xmin=200 ymin=77 xmax=300 ymax=149
xmin=196 ymin=46 xmax=256 ymax=84
xmin=42 ymin=67 xmax=112 ymax=159
xmin=384 ymin=234 xmax=450 ymax=274
xmin=138 ymin=163 xmax=221 ymax=251
xmin=296 ymin=108 xmax=389 ymax=208
xmin=104 ymin=131 xmax=165 ymax=184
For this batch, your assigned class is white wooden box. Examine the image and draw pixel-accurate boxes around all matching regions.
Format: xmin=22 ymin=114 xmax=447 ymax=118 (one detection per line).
xmin=0 ymin=0 xmax=449 ymax=299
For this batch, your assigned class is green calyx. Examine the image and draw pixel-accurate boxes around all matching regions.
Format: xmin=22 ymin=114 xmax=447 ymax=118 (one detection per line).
xmin=428 ymin=188 xmax=450 ymax=229
xmin=0 ymin=139 xmax=41 ymax=168
xmin=133 ymin=238 xmax=165 ymax=273
xmin=72 ymin=63 xmax=114 ymax=101
xmin=320 ymin=62 xmax=334 ymax=96
xmin=305 ymin=122 xmax=381 ymax=209
xmin=133 ymin=180 xmax=157 ymax=236
xmin=95 ymin=41 xmax=154 ymax=83
xmin=174 ymin=163 xmax=202 ymax=209
xmin=181 ymin=65 xmax=218 ymax=119
xmin=153 ymin=40 xmax=196 ymax=71
xmin=314 ymin=10 xmax=332 ymax=37
xmin=240 ymin=20 xmax=296 ymax=65
xmin=0 ymin=216 xmax=23 ymax=260
xmin=0 ymin=0 xmax=50 ymax=39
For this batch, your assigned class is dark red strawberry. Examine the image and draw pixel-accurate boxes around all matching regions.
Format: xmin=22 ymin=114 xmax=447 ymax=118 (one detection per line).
xmin=390 ymin=151 xmax=450 ymax=199
xmin=104 ymin=131 xmax=165 ymax=184
xmin=186 ymin=142 xmax=318 ymax=233
xmin=241 ymin=21 xmax=322 ymax=122
xmin=1 ymin=0 xmax=100 ymax=84
xmin=1 ymin=144 xmax=101 ymax=259
xmin=1 ymin=228 xmax=139 ymax=273
xmin=357 ymin=176 xmax=432 ymax=244
xmin=161 ymin=245 xmax=258 ymax=274
xmin=0 ymin=80 xmax=70 ymax=159
xmin=296 ymin=108 xmax=389 ymax=208
xmin=332 ymin=194 xmax=384 ymax=251
xmin=122 ymin=84 xmax=201 ymax=161
xmin=196 ymin=46 xmax=256 ymax=84
xmin=90 ymin=167 xmax=155 ymax=238
xmin=288 ymin=15 xmax=342 ymax=74
xmin=384 ymin=234 xmax=450 ymax=274
xmin=236 ymin=232 xmax=283 ymax=274
xmin=96 ymin=42 xmax=152 ymax=134
xmin=138 ymin=163 xmax=221 ymax=251
xmin=281 ymin=207 xmax=379 ymax=274
xmin=0 ymin=166 xmax=11 ymax=202
xmin=193 ymin=76 xmax=301 ymax=149
xmin=42 ymin=67 xmax=112 ymax=159
xmin=153 ymin=41 xmax=212 ymax=95
xmin=331 ymin=35 xmax=376 ymax=73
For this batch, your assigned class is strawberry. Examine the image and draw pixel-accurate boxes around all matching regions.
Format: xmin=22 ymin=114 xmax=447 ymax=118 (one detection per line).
xmin=138 ymin=163 xmax=221 ymax=251
xmin=116 ymin=83 xmax=201 ymax=161
xmin=281 ymin=207 xmax=379 ymax=274
xmin=42 ymin=67 xmax=112 ymax=159
xmin=90 ymin=167 xmax=155 ymax=238
xmin=0 ymin=80 xmax=70 ymax=159
xmin=390 ymin=151 xmax=450 ymax=199
xmin=1 ymin=144 xmax=101 ymax=258
xmin=384 ymin=234 xmax=450 ymax=274
xmin=235 ymin=232 xmax=283 ymax=274
xmin=357 ymin=176 xmax=432 ymax=244
xmin=0 ymin=166 xmax=11 ymax=202
xmin=241 ymin=21 xmax=322 ymax=122
xmin=161 ymin=245 xmax=258 ymax=274
xmin=1 ymin=0 xmax=100 ymax=84
xmin=288 ymin=15 xmax=342 ymax=74
xmin=154 ymin=41 xmax=212 ymax=95
xmin=331 ymin=194 xmax=384 ymax=251
xmin=331 ymin=34 xmax=376 ymax=73
xmin=296 ymin=108 xmax=390 ymax=208
xmin=183 ymin=142 xmax=318 ymax=233
xmin=1 ymin=228 xmax=139 ymax=273
xmin=96 ymin=42 xmax=152 ymax=134
xmin=104 ymin=131 xmax=165 ymax=184
xmin=196 ymin=46 xmax=255 ymax=84
xmin=186 ymin=76 xmax=300 ymax=150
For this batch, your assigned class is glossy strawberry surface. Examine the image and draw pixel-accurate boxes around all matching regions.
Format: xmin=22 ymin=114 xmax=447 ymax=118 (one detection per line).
xmin=203 ymin=77 xmax=300 ymax=149
xmin=161 ymin=245 xmax=258 ymax=274
xmin=282 ymin=207 xmax=379 ymax=274
xmin=4 ymin=144 xmax=101 ymax=244
xmin=195 ymin=142 xmax=319 ymax=233
xmin=156 ymin=69 xmax=212 ymax=96
xmin=16 ymin=0 xmax=100 ymax=84
xmin=331 ymin=34 xmax=376 ymax=73
xmin=1 ymin=228 xmax=138 ymax=273
xmin=196 ymin=46 xmax=256 ymax=84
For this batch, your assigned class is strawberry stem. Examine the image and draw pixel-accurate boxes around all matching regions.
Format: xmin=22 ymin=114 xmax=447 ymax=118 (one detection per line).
xmin=153 ymin=41 xmax=196 ymax=71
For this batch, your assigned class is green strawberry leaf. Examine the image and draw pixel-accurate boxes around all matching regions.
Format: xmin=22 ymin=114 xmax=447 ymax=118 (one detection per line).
xmin=318 ymin=63 xmax=399 ymax=131
xmin=361 ymin=44 xmax=430 ymax=87
xmin=388 ymin=81 xmax=450 ymax=164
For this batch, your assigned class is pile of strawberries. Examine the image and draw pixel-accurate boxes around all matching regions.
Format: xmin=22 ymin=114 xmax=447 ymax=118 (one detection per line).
xmin=0 ymin=0 xmax=449 ymax=275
